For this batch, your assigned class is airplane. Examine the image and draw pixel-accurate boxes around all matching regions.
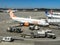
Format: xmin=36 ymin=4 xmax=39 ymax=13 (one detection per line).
xmin=8 ymin=9 xmax=49 ymax=27
xmin=45 ymin=10 xmax=60 ymax=19
xmin=45 ymin=10 xmax=60 ymax=26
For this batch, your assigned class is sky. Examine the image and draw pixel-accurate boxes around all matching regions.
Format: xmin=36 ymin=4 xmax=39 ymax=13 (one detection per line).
xmin=0 ymin=0 xmax=60 ymax=9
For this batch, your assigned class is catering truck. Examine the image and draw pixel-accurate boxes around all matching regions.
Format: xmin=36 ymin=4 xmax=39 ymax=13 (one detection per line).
xmin=21 ymin=30 xmax=56 ymax=39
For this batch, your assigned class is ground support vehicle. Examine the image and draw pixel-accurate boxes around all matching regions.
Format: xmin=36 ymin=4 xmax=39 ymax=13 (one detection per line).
xmin=46 ymin=33 xmax=56 ymax=39
xmin=2 ymin=37 xmax=14 ymax=42
xmin=7 ymin=26 xmax=22 ymax=33
xmin=20 ymin=30 xmax=56 ymax=39
xmin=29 ymin=25 xmax=40 ymax=30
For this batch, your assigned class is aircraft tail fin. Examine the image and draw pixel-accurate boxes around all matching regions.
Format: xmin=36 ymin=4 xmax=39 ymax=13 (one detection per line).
xmin=49 ymin=10 xmax=53 ymax=14
xmin=45 ymin=10 xmax=48 ymax=16
xmin=8 ymin=9 xmax=16 ymax=18
xmin=45 ymin=10 xmax=53 ymax=17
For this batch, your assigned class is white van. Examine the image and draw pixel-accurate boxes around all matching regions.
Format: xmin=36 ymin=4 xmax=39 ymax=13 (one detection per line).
xmin=2 ymin=37 xmax=14 ymax=42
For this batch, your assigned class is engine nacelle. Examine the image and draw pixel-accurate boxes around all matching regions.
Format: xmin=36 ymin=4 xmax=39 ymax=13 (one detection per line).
xmin=24 ymin=22 xmax=29 ymax=26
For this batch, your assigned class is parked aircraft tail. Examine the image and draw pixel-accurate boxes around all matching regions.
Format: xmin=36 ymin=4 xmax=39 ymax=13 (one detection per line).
xmin=45 ymin=10 xmax=53 ymax=17
xmin=45 ymin=10 xmax=49 ymax=16
xmin=8 ymin=9 xmax=16 ymax=18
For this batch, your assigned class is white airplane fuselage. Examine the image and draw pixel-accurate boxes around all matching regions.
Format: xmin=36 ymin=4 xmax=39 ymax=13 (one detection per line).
xmin=47 ymin=19 xmax=60 ymax=23
xmin=53 ymin=12 xmax=60 ymax=15
xmin=47 ymin=14 xmax=60 ymax=25
xmin=47 ymin=14 xmax=60 ymax=19
xmin=45 ymin=10 xmax=60 ymax=25
xmin=12 ymin=17 xmax=49 ymax=26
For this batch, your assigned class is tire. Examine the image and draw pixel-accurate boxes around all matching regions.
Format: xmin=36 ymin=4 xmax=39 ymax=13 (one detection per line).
xmin=52 ymin=36 xmax=56 ymax=39
xmin=8 ymin=38 xmax=14 ymax=42
xmin=30 ymin=36 xmax=34 ymax=38
xmin=30 ymin=32 xmax=34 ymax=38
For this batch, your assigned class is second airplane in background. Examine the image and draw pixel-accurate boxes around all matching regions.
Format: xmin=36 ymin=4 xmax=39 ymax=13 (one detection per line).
xmin=45 ymin=10 xmax=60 ymax=19
xmin=45 ymin=10 xmax=60 ymax=26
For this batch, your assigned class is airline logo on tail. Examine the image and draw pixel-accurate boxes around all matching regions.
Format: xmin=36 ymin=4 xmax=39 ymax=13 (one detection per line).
xmin=45 ymin=10 xmax=48 ymax=16
xmin=45 ymin=10 xmax=53 ymax=17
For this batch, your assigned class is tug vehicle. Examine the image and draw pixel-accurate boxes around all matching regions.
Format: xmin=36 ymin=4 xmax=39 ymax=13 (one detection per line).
xmin=7 ymin=26 xmax=22 ymax=33
xmin=2 ymin=37 xmax=14 ymax=42
xmin=29 ymin=25 xmax=40 ymax=30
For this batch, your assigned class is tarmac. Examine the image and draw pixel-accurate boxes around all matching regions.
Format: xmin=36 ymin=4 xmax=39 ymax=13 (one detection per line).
xmin=0 ymin=11 xmax=60 ymax=45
